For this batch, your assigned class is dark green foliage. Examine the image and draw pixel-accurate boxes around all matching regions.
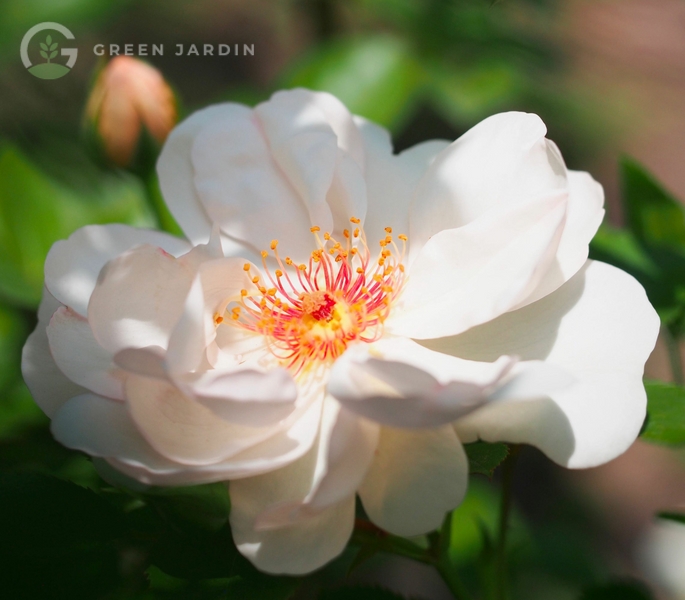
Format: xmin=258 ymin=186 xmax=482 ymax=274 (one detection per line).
xmin=579 ymin=580 xmax=654 ymax=600
xmin=464 ymin=441 xmax=510 ymax=477
xmin=641 ymin=381 xmax=685 ymax=446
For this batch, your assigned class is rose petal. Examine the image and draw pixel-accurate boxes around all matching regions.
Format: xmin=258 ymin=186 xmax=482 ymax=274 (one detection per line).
xmin=47 ymin=307 xmax=124 ymax=400
xmin=359 ymin=426 xmax=468 ymax=537
xmin=389 ymin=192 xmax=568 ymax=339
xmin=45 ymin=224 xmax=190 ymax=317
xmin=410 ymin=112 xmax=567 ymax=252
xmin=425 ymin=260 xmax=660 ymax=468
xmin=21 ymin=288 xmax=86 ymax=416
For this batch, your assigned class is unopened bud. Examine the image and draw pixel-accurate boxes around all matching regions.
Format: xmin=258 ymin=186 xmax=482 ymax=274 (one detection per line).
xmin=85 ymin=56 xmax=176 ymax=167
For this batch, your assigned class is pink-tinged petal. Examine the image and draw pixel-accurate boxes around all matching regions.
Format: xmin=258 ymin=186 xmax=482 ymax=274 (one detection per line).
xmin=229 ymin=397 xmax=365 ymax=574
xmin=231 ymin=493 xmax=355 ymax=575
xmin=514 ymin=170 xmax=605 ymax=307
xmin=166 ymin=257 xmax=252 ymax=374
xmin=157 ymin=103 xmax=252 ymax=256
xmin=410 ymin=112 xmax=567 ymax=251
xmin=329 ymin=337 xmax=516 ymax=428
xmin=389 ymin=192 xmax=568 ymax=339
xmin=255 ymin=89 xmax=367 ymax=238
xmin=47 ymin=307 xmax=124 ymax=400
xmin=108 ymin=392 xmax=324 ymax=485
xmin=184 ymin=368 xmax=298 ymax=427
xmin=21 ymin=288 xmax=86 ymax=417
xmin=359 ymin=426 xmax=468 ymax=537
xmin=88 ymin=244 xmax=196 ymax=354
xmin=124 ymin=374 xmax=285 ymax=466
xmin=354 ymin=115 xmax=450 ymax=246
xmin=52 ymin=390 xmax=324 ymax=486
xmin=253 ymin=399 xmax=379 ymax=529
xmin=426 ymin=261 xmax=660 ymax=468
xmin=45 ymin=224 xmax=190 ymax=317
xmin=190 ymin=103 xmax=315 ymax=262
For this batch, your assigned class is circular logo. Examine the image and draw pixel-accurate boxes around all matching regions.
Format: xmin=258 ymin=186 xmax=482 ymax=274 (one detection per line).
xmin=21 ymin=22 xmax=78 ymax=80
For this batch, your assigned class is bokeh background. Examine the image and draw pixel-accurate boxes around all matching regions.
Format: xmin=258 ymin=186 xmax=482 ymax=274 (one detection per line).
xmin=1 ymin=1 xmax=685 ymax=599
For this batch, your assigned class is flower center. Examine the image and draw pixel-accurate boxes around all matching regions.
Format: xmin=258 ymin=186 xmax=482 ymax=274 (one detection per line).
xmin=223 ymin=218 xmax=407 ymax=374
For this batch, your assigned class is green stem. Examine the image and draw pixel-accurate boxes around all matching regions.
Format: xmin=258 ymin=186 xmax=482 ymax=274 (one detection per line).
xmin=495 ymin=445 xmax=520 ymax=600
xmin=664 ymin=326 xmax=684 ymax=386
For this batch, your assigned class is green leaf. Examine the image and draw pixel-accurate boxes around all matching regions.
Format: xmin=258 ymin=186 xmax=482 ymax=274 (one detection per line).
xmin=579 ymin=580 xmax=654 ymax=600
xmin=50 ymin=42 xmax=57 ymax=50
xmin=0 ymin=473 xmax=127 ymax=599
xmin=0 ymin=143 xmax=152 ymax=307
xmin=39 ymin=41 xmax=47 ymax=50
xmin=641 ymin=380 xmax=685 ymax=446
xmin=622 ymin=157 xmax=685 ymax=250
xmin=281 ymin=35 xmax=424 ymax=130
xmin=143 ymin=482 xmax=231 ymax=534
xmin=39 ymin=49 xmax=47 ymax=59
xmin=49 ymin=50 xmax=57 ymax=59
xmin=46 ymin=34 xmax=52 ymax=45
xmin=464 ymin=441 xmax=509 ymax=477
xmin=657 ymin=511 xmax=685 ymax=525
xmin=319 ymin=586 xmax=410 ymax=600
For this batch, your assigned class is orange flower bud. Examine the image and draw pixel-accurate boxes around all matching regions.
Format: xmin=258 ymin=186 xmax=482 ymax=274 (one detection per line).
xmin=85 ymin=56 xmax=176 ymax=167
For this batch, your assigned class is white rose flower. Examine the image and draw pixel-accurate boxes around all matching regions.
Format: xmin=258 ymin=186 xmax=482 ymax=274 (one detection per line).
xmin=22 ymin=89 xmax=659 ymax=575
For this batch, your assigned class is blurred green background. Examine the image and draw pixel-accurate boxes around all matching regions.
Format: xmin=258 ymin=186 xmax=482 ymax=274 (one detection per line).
xmin=2 ymin=1 xmax=685 ymax=599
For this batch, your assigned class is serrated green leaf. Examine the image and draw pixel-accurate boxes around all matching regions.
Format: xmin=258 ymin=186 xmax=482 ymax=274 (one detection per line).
xmin=579 ymin=580 xmax=654 ymax=600
xmin=281 ymin=35 xmax=424 ymax=130
xmin=641 ymin=380 xmax=685 ymax=446
xmin=622 ymin=157 xmax=685 ymax=250
xmin=464 ymin=441 xmax=509 ymax=477
xmin=657 ymin=511 xmax=685 ymax=525
xmin=319 ymin=586 xmax=409 ymax=600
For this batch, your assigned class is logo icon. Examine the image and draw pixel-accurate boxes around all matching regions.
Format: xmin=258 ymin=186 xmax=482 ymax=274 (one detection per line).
xmin=21 ymin=22 xmax=77 ymax=80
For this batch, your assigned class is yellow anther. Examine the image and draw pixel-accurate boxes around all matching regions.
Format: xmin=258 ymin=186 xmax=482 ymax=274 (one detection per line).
xmin=323 ymin=232 xmax=331 ymax=241
xmin=214 ymin=314 xmax=224 ymax=325
xmin=240 ymin=289 xmax=248 ymax=297
xmin=259 ymin=286 xmax=267 ymax=294
xmin=353 ymin=228 xmax=360 ymax=238
xmin=382 ymin=285 xmax=393 ymax=293
xmin=298 ymin=264 xmax=307 ymax=271
xmin=361 ymin=287 xmax=369 ymax=295
xmin=268 ymin=288 xmax=277 ymax=296
xmin=243 ymin=263 xmax=250 ymax=271
xmin=350 ymin=248 xmax=358 ymax=255
xmin=231 ymin=313 xmax=240 ymax=320
xmin=232 ymin=306 xmax=241 ymax=313
xmin=343 ymin=229 xmax=350 ymax=238
xmin=350 ymin=217 xmax=361 ymax=224
xmin=398 ymin=234 xmax=408 ymax=241
xmin=261 ymin=250 xmax=268 ymax=258
xmin=379 ymin=240 xmax=387 ymax=247
xmin=399 ymin=264 xmax=405 ymax=273
xmin=378 ymin=258 xmax=385 ymax=266
xmin=271 ymin=240 xmax=278 ymax=250
xmin=384 ymin=267 xmax=393 ymax=276
xmin=310 ymin=226 xmax=321 ymax=233
xmin=385 ymin=227 xmax=393 ymax=234
xmin=275 ymin=269 xmax=283 ymax=277
xmin=373 ymin=274 xmax=382 ymax=282
xmin=356 ymin=267 xmax=364 ymax=274
xmin=385 ymin=235 xmax=392 ymax=244
xmin=285 ymin=257 xmax=293 ymax=265
xmin=382 ymin=249 xmax=391 ymax=258
xmin=252 ymin=276 xmax=260 ymax=284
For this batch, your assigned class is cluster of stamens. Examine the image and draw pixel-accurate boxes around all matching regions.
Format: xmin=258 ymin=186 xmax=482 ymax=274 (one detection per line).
xmin=219 ymin=218 xmax=407 ymax=374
